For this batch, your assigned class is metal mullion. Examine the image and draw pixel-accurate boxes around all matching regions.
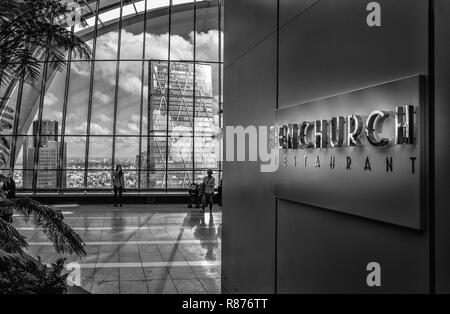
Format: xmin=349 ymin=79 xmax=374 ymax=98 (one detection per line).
xmin=147 ymin=63 xmax=151 ymax=189
xmin=82 ymin=0 xmax=104 ymax=27
xmin=4 ymin=59 xmax=224 ymax=64
xmin=218 ymin=0 xmax=223 ymax=180
xmin=9 ymin=76 xmax=25 ymax=175
xmin=111 ymin=0 xmax=124 ymax=172
xmin=58 ymin=34 xmax=74 ymax=194
xmin=84 ymin=0 xmax=100 ymax=189
xmin=193 ymin=0 xmax=197 ymax=184
xmin=131 ymin=0 xmax=138 ymax=14
xmin=138 ymin=0 xmax=148 ymax=190
xmin=166 ymin=0 xmax=173 ymax=191
xmin=32 ymin=59 xmax=50 ymax=194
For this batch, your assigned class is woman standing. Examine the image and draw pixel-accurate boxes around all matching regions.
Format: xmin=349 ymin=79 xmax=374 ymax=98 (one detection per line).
xmin=112 ymin=165 xmax=125 ymax=207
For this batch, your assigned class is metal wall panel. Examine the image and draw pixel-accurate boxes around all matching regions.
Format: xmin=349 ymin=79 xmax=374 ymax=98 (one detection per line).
xmin=222 ymin=33 xmax=277 ymax=293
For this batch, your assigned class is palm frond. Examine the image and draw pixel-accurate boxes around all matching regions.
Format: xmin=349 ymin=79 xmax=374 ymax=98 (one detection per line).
xmin=0 ymin=198 xmax=86 ymax=257
xmin=0 ymin=218 xmax=28 ymax=253
xmin=0 ymin=0 xmax=92 ymax=87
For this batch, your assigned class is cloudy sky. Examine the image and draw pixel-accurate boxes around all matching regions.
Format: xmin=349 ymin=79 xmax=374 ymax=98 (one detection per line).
xmin=39 ymin=28 xmax=223 ymax=161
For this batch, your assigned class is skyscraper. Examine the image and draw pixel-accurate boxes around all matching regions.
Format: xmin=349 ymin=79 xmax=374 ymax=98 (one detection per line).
xmin=138 ymin=61 xmax=217 ymax=189
xmin=23 ymin=120 xmax=67 ymax=189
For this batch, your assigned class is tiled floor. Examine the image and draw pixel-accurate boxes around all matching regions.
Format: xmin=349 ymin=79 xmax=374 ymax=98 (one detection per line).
xmin=13 ymin=204 xmax=221 ymax=294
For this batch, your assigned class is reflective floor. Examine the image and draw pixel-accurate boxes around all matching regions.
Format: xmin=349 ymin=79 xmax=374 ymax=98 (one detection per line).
xmin=13 ymin=204 xmax=222 ymax=294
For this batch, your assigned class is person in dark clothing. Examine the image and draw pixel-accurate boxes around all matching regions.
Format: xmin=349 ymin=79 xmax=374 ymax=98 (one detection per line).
xmin=188 ymin=183 xmax=200 ymax=208
xmin=112 ymin=165 xmax=125 ymax=207
xmin=202 ymin=169 xmax=215 ymax=213
xmin=217 ymin=179 xmax=222 ymax=207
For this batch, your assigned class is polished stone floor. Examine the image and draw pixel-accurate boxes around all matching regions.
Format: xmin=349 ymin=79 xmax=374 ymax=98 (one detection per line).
xmin=13 ymin=204 xmax=221 ymax=294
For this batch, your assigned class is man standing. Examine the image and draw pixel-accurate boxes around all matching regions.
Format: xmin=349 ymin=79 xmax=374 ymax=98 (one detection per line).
xmin=202 ymin=169 xmax=215 ymax=213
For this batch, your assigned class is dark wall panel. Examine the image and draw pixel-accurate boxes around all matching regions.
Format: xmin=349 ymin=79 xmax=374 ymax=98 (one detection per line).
xmin=224 ymin=0 xmax=435 ymax=293
xmin=434 ymin=0 xmax=450 ymax=293
xmin=277 ymin=200 xmax=429 ymax=293
xmin=224 ymin=0 xmax=277 ymax=67
xmin=279 ymin=0 xmax=318 ymax=26
xmin=276 ymin=0 xmax=430 ymax=292
xmin=279 ymin=0 xmax=428 ymax=108
xmin=222 ymin=34 xmax=277 ymax=293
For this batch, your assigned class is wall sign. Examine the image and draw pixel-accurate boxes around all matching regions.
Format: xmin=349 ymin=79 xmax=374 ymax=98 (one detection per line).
xmin=274 ymin=75 xmax=426 ymax=229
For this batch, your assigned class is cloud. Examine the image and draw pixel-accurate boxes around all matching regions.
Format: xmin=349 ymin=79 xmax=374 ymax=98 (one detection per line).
xmin=190 ymin=30 xmax=222 ymax=61
xmin=44 ymin=92 xmax=58 ymax=107
xmin=58 ymin=29 xmax=222 ymax=158
xmin=118 ymin=70 xmax=142 ymax=96
xmin=89 ymin=122 xmax=111 ymax=135
xmin=71 ymin=62 xmax=90 ymax=77
xmin=95 ymin=32 xmax=119 ymax=60
xmin=71 ymin=122 xmax=111 ymax=135
xmin=93 ymin=91 xmax=111 ymax=105
xmin=131 ymin=114 xmax=141 ymax=123
xmin=97 ymin=114 xmax=113 ymax=123
xmin=127 ymin=122 xmax=140 ymax=133
xmin=46 ymin=111 xmax=63 ymax=122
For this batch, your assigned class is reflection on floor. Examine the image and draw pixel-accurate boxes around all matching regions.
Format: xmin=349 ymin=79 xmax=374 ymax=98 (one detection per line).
xmin=13 ymin=204 xmax=221 ymax=294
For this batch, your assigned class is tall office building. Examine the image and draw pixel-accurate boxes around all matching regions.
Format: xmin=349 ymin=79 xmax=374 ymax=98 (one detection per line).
xmin=23 ymin=120 xmax=66 ymax=189
xmin=138 ymin=61 xmax=217 ymax=189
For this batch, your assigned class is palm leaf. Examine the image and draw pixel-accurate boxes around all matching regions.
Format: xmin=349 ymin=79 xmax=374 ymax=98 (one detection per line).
xmin=0 ymin=0 xmax=91 ymax=87
xmin=0 ymin=218 xmax=28 ymax=253
xmin=0 ymin=198 xmax=86 ymax=257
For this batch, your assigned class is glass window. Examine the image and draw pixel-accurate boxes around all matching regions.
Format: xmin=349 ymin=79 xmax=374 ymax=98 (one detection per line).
xmin=0 ymin=83 xmax=18 ymax=172
xmin=116 ymin=61 xmax=142 ymax=135
xmin=65 ymin=62 xmax=91 ymax=135
xmin=115 ymin=137 xmax=140 ymax=170
xmin=140 ymin=170 xmax=165 ymax=189
xmin=88 ymin=137 xmax=113 ymax=169
xmin=87 ymin=170 xmax=112 ymax=189
xmin=168 ymin=62 xmax=194 ymax=137
xmin=11 ymin=0 xmax=223 ymax=193
xmin=140 ymin=136 xmax=167 ymax=172
xmin=91 ymin=61 xmax=116 ymax=135
xmin=195 ymin=63 xmax=217 ymax=137
xmin=195 ymin=0 xmax=220 ymax=62
xmin=195 ymin=170 xmax=220 ymax=186
xmin=123 ymin=170 xmax=138 ymax=189
xmin=41 ymin=66 xmax=67 ymax=136
xmin=65 ymin=136 xmax=86 ymax=168
xmin=145 ymin=2 xmax=169 ymax=60
xmin=168 ymin=134 xmax=193 ymax=169
xmin=65 ymin=169 xmax=85 ymax=189
xmin=95 ymin=6 xmax=120 ymax=60
xmin=0 ymin=135 xmax=13 ymax=172
xmin=194 ymin=136 xmax=218 ymax=169
xmin=36 ymin=170 xmax=59 ymax=189
xmin=148 ymin=61 xmax=168 ymax=136
xmin=120 ymin=13 xmax=144 ymax=59
xmin=170 ymin=2 xmax=194 ymax=61
xmin=167 ymin=170 xmax=192 ymax=189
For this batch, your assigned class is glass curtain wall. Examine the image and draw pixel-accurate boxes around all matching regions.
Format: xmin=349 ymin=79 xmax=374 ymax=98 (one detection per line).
xmin=0 ymin=0 xmax=223 ymax=193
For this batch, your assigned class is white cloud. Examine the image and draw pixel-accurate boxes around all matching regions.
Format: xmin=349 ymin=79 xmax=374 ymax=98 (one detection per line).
xmin=97 ymin=114 xmax=113 ymax=123
xmin=191 ymin=30 xmax=222 ymax=61
xmin=95 ymin=32 xmax=119 ymax=60
xmin=93 ymin=91 xmax=111 ymax=105
xmin=131 ymin=114 xmax=141 ymax=123
xmin=44 ymin=92 xmax=58 ymax=107
xmin=71 ymin=122 xmax=111 ymax=135
xmin=89 ymin=122 xmax=112 ymax=135
xmin=118 ymin=70 xmax=142 ymax=96
xmin=71 ymin=62 xmax=90 ymax=77
xmin=45 ymin=111 xmax=63 ymax=121
xmin=127 ymin=122 xmax=140 ymax=133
